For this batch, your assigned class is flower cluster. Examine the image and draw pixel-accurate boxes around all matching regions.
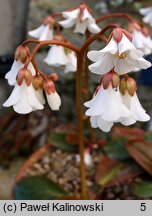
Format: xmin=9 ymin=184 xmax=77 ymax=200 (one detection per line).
xmin=3 ymin=46 xmax=61 ymax=114
xmin=59 ymin=3 xmax=100 ymax=34
xmin=85 ymin=28 xmax=151 ymax=132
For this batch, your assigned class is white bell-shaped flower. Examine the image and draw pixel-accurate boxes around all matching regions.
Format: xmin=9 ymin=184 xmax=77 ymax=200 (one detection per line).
xmin=84 ymin=84 xmax=131 ymax=132
xmin=44 ymin=45 xmax=77 ymax=73
xmin=120 ymin=92 xmax=150 ymax=126
xmin=3 ymin=81 xmax=44 ymax=114
xmin=46 ymin=91 xmax=61 ymax=110
xmin=5 ymin=60 xmax=35 ymax=86
xmin=43 ymin=80 xmax=61 ymax=110
xmin=140 ymin=7 xmax=152 ymax=26
xmin=29 ymin=16 xmax=55 ymax=41
xmin=88 ymin=28 xmax=151 ymax=75
xmin=59 ymin=4 xmax=100 ymax=34
xmin=29 ymin=24 xmax=53 ymax=41
xmin=132 ymin=29 xmax=152 ymax=55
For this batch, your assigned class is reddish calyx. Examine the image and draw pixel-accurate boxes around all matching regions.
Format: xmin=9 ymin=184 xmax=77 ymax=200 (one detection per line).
xmin=120 ymin=77 xmax=137 ymax=96
xmin=112 ymin=28 xmax=132 ymax=42
xmin=15 ymin=45 xmax=30 ymax=64
xmin=17 ymin=68 xmax=32 ymax=86
xmin=101 ymin=70 xmax=120 ymax=89
xmin=32 ymin=76 xmax=44 ymax=90
xmin=79 ymin=3 xmax=92 ymax=23
xmin=43 ymin=80 xmax=56 ymax=95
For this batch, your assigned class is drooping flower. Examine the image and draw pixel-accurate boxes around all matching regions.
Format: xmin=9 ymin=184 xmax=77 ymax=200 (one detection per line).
xmin=140 ymin=7 xmax=152 ymax=26
xmin=44 ymin=35 xmax=77 ymax=73
xmin=43 ymin=80 xmax=61 ymax=110
xmin=29 ymin=16 xmax=55 ymax=40
xmin=119 ymin=77 xmax=150 ymax=126
xmin=3 ymin=69 xmax=44 ymax=114
xmin=128 ymin=23 xmax=152 ymax=55
xmin=5 ymin=45 xmax=34 ymax=86
xmin=59 ymin=3 xmax=100 ymax=34
xmin=88 ymin=28 xmax=151 ymax=75
xmin=84 ymin=71 xmax=131 ymax=132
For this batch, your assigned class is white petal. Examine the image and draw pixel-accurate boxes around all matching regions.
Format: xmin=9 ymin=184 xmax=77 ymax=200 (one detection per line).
xmin=27 ymin=62 xmax=36 ymax=76
xmin=89 ymin=53 xmax=114 ymax=74
xmin=97 ymin=117 xmax=113 ymax=132
xmin=87 ymin=37 xmax=118 ymax=62
xmin=39 ymin=25 xmax=53 ymax=41
xmin=85 ymin=85 xmax=109 ymax=116
xmin=27 ymin=85 xmax=44 ymax=110
xmin=35 ymin=89 xmax=45 ymax=105
xmin=74 ymin=20 xmax=87 ymax=34
xmin=28 ymin=25 xmax=44 ymax=39
xmin=101 ymin=85 xmax=131 ymax=121
xmin=88 ymin=22 xmax=101 ymax=33
xmin=64 ymin=51 xmax=77 ymax=73
xmin=5 ymin=60 xmax=24 ymax=86
xmin=44 ymin=46 xmax=68 ymax=66
xmin=46 ymin=91 xmax=61 ymax=110
xmin=59 ymin=18 xmax=76 ymax=28
xmin=120 ymin=116 xmax=136 ymax=126
xmin=130 ymin=93 xmax=150 ymax=122
xmin=13 ymin=82 xmax=33 ymax=114
xmin=140 ymin=7 xmax=152 ymax=15
xmin=90 ymin=116 xmax=98 ymax=128
xmin=82 ymin=9 xmax=92 ymax=20
xmin=62 ymin=8 xmax=80 ymax=19
xmin=143 ymin=13 xmax=152 ymax=25
xmin=118 ymin=34 xmax=135 ymax=54
xmin=3 ymin=84 xmax=20 ymax=107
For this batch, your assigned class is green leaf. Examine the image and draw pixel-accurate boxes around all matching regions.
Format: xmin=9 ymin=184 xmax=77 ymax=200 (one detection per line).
xmin=135 ymin=182 xmax=152 ymax=198
xmin=14 ymin=176 xmax=67 ymax=200
xmin=49 ymin=133 xmax=78 ymax=152
xmin=103 ymin=138 xmax=130 ymax=160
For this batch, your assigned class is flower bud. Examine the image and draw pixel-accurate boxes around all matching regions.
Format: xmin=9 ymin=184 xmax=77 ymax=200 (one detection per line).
xmin=120 ymin=77 xmax=137 ymax=96
xmin=17 ymin=68 xmax=32 ymax=86
xmin=119 ymin=78 xmax=127 ymax=95
xmin=49 ymin=73 xmax=59 ymax=81
xmin=43 ymin=80 xmax=56 ymax=95
xmin=32 ymin=76 xmax=43 ymax=90
xmin=15 ymin=45 xmax=30 ymax=63
xmin=112 ymin=28 xmax=123 ymax=43
xmin=126 ymin=77 xmax=137 ymax=96
xmin=101 ymin=70 xmax=120 ymax=89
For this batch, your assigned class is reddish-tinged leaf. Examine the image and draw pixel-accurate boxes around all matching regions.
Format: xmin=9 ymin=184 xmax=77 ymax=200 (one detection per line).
xmin=113 ymin=127 xmax=146 ymax=139
xmin=66 ymin=133 xmax=78 ymax=145
xmin=95 ymin=156 xmax=123 ymax=186
xmin=126 ymin=139 xmax=152 ymax=175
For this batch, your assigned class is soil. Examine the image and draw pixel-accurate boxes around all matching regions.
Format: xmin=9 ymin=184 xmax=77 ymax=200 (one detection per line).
xmin=22 ymin=146 xmax=150 ymax=200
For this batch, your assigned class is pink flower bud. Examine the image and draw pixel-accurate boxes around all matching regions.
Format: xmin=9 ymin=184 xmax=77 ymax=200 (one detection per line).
xmin=101 ymin=70 xmax=120 ymax=89
xmin=43 ymin=80 xmax=56 ymax=95
xmin=16 ymin=69 xmax=32 ymax=86
xmin=112 ymin=28 xmax=123 ymax=43
xmin=49 ymin=73 xmax=59 ymax=81
xmin=15 ymin=45 xmax=30 ymax=63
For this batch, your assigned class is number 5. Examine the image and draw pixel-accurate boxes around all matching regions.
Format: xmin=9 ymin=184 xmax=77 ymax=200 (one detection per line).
xmin=140 ymin=203 xmax=146 ymax=211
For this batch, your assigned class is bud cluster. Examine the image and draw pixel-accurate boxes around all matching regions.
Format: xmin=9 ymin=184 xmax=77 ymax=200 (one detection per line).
xmin=119 ymin=77 xmax=137 ymax=96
